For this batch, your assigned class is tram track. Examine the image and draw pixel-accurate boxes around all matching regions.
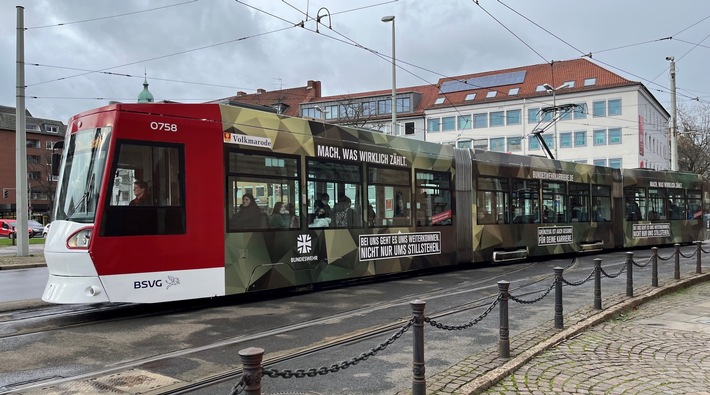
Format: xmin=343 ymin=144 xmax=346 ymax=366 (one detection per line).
xmin=3 ymin=258 xmax=581 ymax=394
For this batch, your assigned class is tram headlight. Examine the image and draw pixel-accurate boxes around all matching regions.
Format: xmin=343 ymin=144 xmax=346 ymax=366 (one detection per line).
xmin=67 ymin=227 xmax=92 ymax=249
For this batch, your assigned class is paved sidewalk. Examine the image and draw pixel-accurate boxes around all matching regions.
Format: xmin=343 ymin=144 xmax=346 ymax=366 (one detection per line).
xmin=423 ymin=272 xmax=710 ymax=395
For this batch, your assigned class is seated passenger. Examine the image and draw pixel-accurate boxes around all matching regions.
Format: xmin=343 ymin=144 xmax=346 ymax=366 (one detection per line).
xmin=309 ymin=209 xmax=331 ymax=228
xmin=268 ymin=202 xmax=292 ymax=229
xmin=231 ymin=193 xmax=263 ymax=230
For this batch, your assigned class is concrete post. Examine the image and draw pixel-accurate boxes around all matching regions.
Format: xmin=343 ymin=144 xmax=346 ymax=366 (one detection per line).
xmin=651 ymin=247 xmax=658 ymax=287
xmin=410 ymin=299 xmax=426 ymax=395
xmin=594 ymin=259 xmax=602 ymax=310
xmin=626 ymin=252 xmax=633 ymax=297
xmin=497 ymin=281 xmax=510 ymax=359
xmin=238 ymin=347 xmax=264 ymax=395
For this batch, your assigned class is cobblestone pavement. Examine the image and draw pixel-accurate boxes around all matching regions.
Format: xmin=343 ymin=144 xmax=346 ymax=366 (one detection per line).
xmin=419 ymin=273 xmax=710 ymax=395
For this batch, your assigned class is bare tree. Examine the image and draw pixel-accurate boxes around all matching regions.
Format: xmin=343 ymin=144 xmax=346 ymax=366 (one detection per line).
xmin=677 ymin=102 xmax=710 ymax=178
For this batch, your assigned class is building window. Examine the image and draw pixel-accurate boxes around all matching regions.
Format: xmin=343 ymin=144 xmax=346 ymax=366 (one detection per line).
xmin=396 ymin=97 xmax=411 ymax=113
xmin=442 ymin=116 xmax=456 ymax=131
xmin=490 ymin=137 xmax=505 ymax=152
xmin=608 ymin=158 xmax=622 ymax=169
xmin=427 ymin=118 xmax=441 ymax=133
xmin=592 ymin=101 xmax=606 ymax=117
xmin=528 ymin=108 xmax=540 ymax=124
xmin=28 ymin=155 xmax=41 ymax=164
xmin=563 ymin=80 xmax=575 ymax=88
xmin=324 ymin=104 xmax=339 ymax=120
xmin=46 ymin=125 xmax=59 ymax=133
xmin=28 ymin=171 xmax=42 ymax=180
xmin=560 ymin=107 xmax=573 ymax=120
xmin=608 ymin=128 xmax=622 ymax=144
xmin=27 ymin=139 xmax=40 ymax=148
xmin=584 ymin=78 xmax=597 ymax=86
xmin=508 ymin=87 xmax=520 ymax=95
xmin=489 ymin=111 xmax=504 ymax=127
xmin=543 ymin=134 xmax=554 ymax=149
xmin=560 ymin=132 xmax=572 ymax=148
xmin=593 ymin=129 xmax=607 ymax=145
xmin=486 ymin=91 xmax=497 ymax=98
xmin=573 ymin=103 xmax=587 ymax=119
xmin=362 ymin=101 xmax=376 ymax=116
xmin=473 ymin=113 xmax=487 ymax=128
xmin=507 ymin=136 xmax=521 ymax=151
xmin=506 ymin=109 xmax=521 ymax=125
xmin=473 ymin=139 xmax=488 ymax=150
xmin=434 ymin=97 xmax=445 ymax=105
xmin=45 ymin=141 xmax=54 ymax=149
xmin=574 ymin=131 xmax=586 ymax=147
xmin=465 ymin=93 xmax=476 ymax=101
xmin=405 ymin=122 xmax=415 ymax=135
xmin=378 ymin=100 xmax=391 ymax=115
xmin=26 ymin=123 xmax=40 ymax=131
xmin=593 ymin=159 xmax=606 ymax=166
xmin=457 ymin=115 xmax=471 ymax=130
xmin=535 ymin=85 xmax=547 ymax=92
xmin=608 ymin=99 xmax=622 ymax=116
xmin=457 ymin=140 xmax=472 ymax=149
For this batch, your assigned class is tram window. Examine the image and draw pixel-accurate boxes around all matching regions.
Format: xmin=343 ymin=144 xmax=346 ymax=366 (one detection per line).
xmin=667 ymin=189 xmax=686 ymax=220
xmin=368 ymin=166 xmax=411 ymax=227
xmin=227 ymin=152 xmax=300 ymax=231
xmin=687 ymin=190 xmax=702 ymax=220
xmin=476 ymin=177 xmax=508 ymax=224
xmin=103 ymin=142 xmax=185 ymax=236
xmin=568 ymin=183 xmax=590 ymax=222
xmin=591 ymin=185 xmax=611 ymax=222
xmin=416 ymin=171 xmax=452 ymax=226
xmin=541 ymin=181 xmax=566 ymax=223
xmin=511 ymin=179 xmax=540 ymax=223
xmin=307 ymin=159 xmax=363 ymax=228
xmin=647 ymin=188 xmax=666 ymax=220
xmin=624 ymin=187 xmax=646 ymax=221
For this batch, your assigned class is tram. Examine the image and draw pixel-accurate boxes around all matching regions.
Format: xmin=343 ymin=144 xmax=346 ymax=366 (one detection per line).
xmin=41 ymin=102 xmax=709 ymax=304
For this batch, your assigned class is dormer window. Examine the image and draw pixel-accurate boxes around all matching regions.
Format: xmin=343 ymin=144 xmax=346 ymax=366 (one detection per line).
xmin=508 ymin=87 xmax=520 ymax=95
xmin=486 ymin=91 xmax=497 ymax=98
xmin=465 ymin=93 xmax=476 ymax=101
xmin=535 ymin=85 xmax=547 ymax=92
xmin=584 ymin=78 xmax=597 ymax=86
xmin=563 ymin=80 xmax=575 ymax=88
xmin=434 ymin=97 xmax=445 ymax=105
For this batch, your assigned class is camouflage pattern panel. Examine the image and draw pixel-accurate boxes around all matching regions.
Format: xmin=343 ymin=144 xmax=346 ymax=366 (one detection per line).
xmin=220 ymin=105 xmax=458 ymax=294
xmin=622 ymin=168 xmax=705 ymax=247
xmin=704 ymin=180 xmax=710 ymax=240
xmin=471 ymin=150 xmax=616 ymax=262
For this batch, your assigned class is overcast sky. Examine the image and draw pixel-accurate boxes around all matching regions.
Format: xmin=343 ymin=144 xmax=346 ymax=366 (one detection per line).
xmin=1 ymin=0 xmax=708 ymax=123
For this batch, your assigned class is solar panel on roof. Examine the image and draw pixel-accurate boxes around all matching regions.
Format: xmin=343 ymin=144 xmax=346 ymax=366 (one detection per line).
xmin=440 ymin=70 xmax=526 ymax=94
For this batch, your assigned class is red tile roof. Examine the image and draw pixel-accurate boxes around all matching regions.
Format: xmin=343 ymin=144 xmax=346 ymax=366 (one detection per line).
xmin=428 ymin=58 xmax=638 ymax=108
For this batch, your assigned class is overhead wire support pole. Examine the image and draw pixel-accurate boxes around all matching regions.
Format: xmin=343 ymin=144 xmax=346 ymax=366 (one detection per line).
xmin=16 ymin=6 xmax=30 ymax=256
xmin=667 ymin=56 xmax=678 ymax=171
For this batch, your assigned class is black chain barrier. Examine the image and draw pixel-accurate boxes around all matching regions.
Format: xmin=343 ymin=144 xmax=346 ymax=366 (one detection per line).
xmin=702 ymin=246 xmax=710 ymax=254
xmin=678 ymin=248 xmax=698 ymax=259
xmin=600 ymin=264 xmax=626 ymax=279
xmin=260 ymin=318 xmax=414 ymax=380
xmin=656 ymin=250 xmax=676 ymax=261
xmin=509 ymin=281 xmax=556 ymax=304
xmin=228 ymin=377 xmax=247 ymax=395
xmin=631 ymin=255 xmax=652 ymax=268
xmin=425 ymin=294 xmax=501 ymax=330
xmin=561 ymin=268 xmax=595 ymax=286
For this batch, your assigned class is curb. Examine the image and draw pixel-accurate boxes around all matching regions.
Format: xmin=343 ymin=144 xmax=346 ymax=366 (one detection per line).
xmin=0 ymin=263 xmax=46 ymax=270
xmin=457 ymin=271 xmax=710 ymax=395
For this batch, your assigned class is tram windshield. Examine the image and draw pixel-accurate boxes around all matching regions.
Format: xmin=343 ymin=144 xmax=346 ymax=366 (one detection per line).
xmin=54 ymin=127 xmax=111 ymax=223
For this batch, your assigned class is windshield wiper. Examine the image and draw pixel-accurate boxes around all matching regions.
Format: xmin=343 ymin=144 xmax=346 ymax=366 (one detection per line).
xmin=66 ymin=173 xmax=95 ymax=219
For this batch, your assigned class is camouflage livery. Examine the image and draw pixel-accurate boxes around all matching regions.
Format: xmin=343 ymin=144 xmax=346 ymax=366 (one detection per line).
xmin=621 ymin=168 xmax=706 ymax=248
xmin=220 ymin=106 xmax=459 ymax=294
xmin=470 ymin=150 xmax=620 ymax=262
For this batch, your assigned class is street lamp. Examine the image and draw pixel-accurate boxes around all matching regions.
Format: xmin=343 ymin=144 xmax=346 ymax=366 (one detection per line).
xmin=381 ymin=15 xmax=396 ymax=135
xmin=542 ymin=83 xmax=568 ymax=159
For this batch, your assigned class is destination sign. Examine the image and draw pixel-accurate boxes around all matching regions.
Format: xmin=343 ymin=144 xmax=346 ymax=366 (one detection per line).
xmin=223 ymin=132 xmax=273 ymax=149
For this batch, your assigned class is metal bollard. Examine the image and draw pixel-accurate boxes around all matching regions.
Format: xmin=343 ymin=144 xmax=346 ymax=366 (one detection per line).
xmin=696 ymin=241 xmax=703 ymax=274
xmin=11 ymin=226 xmax=15 ymax=246
xmin=673 ymin=243 xmax=680 ymax=280
xmin=625 ymin=252 xmax=633 ymax=297
xmin=554 ymin=267 xmax=564 ymax=329
xmin=651 ymin=247 xmax=658 ymax=287
xmin=497 ymin=281 xmax=510 ymax=359
xmin=593 ymin=259 xmax=602 ymax=310
xmin=410 ymin=299 xmax=426 ymax=395
xmin=238 ymin=347 xmax=264 ymax=395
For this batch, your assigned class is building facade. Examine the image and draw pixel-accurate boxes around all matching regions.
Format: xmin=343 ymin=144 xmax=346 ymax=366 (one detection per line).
xmin=295 ymin=58 xmax=670 ymax=170
xmin=0 ymin=106 xmax=66 ymax=224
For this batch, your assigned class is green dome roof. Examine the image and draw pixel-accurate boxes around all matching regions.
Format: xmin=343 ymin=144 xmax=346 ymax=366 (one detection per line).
xmin=138 ymin=77 xmax=154 ymax=103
